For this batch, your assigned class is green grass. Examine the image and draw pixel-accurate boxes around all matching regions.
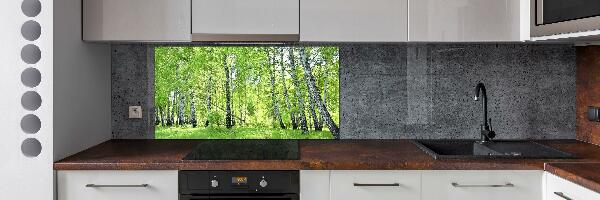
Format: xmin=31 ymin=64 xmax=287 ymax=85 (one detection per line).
xmin=155 ymin=126 xmax=334 ymax=139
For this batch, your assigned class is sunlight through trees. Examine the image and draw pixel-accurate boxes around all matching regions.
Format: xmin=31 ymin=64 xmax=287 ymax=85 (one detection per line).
xmin=154 ymin=46 xmax=339 ymax=139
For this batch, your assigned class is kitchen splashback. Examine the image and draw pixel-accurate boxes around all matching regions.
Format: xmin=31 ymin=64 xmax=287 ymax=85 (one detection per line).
xmin=112 ymin=44 xmax=576 ymax=139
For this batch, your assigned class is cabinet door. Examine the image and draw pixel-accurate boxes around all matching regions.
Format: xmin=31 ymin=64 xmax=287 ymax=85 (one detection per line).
xmin=546 ymin=172 xmax=600 ymax=200
xmin=300 ymin=170 xmax=330 ymax=200
xmin=192 ymin=0 xmax=299 ymax=41
xmin=300 ymin=0 xmax=408 ymax=42
xmin=422 ymin=170 xmax=543 ymax=200
xmin=409 ymin=0 xmax=528 ymax=41
xmin=57 ymin=170 xmax=178 ymax=200
xmin=83 ymin=0 xmax=191 ymax=42
xmin=330 ymin=171 xmax=420 ymax=200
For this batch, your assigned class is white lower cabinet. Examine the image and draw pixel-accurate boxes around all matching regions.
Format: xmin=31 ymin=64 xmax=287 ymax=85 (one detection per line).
xmin=57 ymin=170 xmax=600 ymax=200
xmin=330 ymin=171 xmax=421 ymax=200
xmin=545 ymin=172 xmax=600 ymax=200
xmin=301 ymin=170 xmax=546 ymax=200
xmin=57 ymin=170 xmax=178 ymax=200
xmin=422 ymin=170 xmax=543 ymax=200
xmin=300 ymin=170 xmax=331 ymax=200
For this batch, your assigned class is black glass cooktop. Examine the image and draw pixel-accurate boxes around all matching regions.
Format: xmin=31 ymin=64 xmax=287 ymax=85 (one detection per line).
xmin=183 ymin=140 xmax=299 ymax=160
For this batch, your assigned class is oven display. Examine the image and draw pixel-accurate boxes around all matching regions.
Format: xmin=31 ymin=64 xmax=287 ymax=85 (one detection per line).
xmin=232 ymin=177 xmax=248 ymax=185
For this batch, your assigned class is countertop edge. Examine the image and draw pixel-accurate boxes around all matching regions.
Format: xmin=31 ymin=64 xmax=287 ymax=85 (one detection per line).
xmin=52 ymin=139 xmax=600 ymax=192
xmin=545 ymin=162 xmax=600 ymax=194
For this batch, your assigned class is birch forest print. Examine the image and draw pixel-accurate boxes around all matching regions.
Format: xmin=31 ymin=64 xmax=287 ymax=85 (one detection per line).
xmin=155 ymin=46 xmax=339 ymax=139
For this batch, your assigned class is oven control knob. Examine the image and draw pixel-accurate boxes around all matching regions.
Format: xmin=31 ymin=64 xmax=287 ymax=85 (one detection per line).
xmin=211 ymin=180 xmax=219 ymax=188
xmin=259 ymin=179 xmax=268 ymax=188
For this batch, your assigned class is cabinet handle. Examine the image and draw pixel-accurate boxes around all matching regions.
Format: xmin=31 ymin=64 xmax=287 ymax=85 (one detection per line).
xmin=85 ymin=184 xmax=149 ymax=188
xmin=353 ymin=183 xmax=400 ymax=187
xmin=554 ymin=192 xmax=573 ymax=200
xmin=451 ymin=182 xmax=514 ymax=188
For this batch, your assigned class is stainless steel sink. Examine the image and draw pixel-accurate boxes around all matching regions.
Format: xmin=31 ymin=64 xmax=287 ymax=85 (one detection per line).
xmin=411 ymin=140 xmax=576 ymax=159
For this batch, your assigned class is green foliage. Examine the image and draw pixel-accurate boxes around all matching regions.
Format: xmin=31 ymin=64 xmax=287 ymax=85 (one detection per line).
xmin=154 ymin=46 xmax=340 ymax=139
xmin=156 ymin=126 xmax=333 ymax=139
xmin=206 ymin=110 xmax=223 ymax=127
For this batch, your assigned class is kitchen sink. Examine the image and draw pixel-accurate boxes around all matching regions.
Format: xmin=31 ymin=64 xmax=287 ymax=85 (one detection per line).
xmin=411 ymin=140 xmax=576 ymax=159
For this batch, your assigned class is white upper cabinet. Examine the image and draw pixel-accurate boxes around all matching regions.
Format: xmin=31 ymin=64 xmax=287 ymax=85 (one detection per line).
xmin=191 ymin=0 xmax=299 ymax=41
xmin=409 ymin=0 xmax=530 ymax=42
xmin=300 ymin=0 xmax=409 ymax=42
xmin=83 ymin=0 xmax=191 ymax=42
xmin=81 ymin=0 xmax=532 ymax=42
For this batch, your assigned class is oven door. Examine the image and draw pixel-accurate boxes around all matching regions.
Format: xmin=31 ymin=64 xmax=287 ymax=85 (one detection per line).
xmin=533 ymin=0 xmax=600 ymax=37
xmin=180 ymin=194 xmax=299 ymax=200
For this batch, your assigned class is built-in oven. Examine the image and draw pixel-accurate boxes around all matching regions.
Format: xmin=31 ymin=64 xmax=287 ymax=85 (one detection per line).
xmin=179 ymin=171 xmax=299 ymax=200
xmin=532 ymin=0 xmax=600 ymax=37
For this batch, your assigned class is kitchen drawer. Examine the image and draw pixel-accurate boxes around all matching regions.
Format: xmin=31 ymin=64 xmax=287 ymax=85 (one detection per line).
xmin=330 ymin=170 xmax=420 ymax=200
xmin=545 ymin=172 xmax=600 ymax=200
xmin=57 ymin=170 xmax=178 ymax=200
xmin=422 ymin=170 xmax=543 ymax=200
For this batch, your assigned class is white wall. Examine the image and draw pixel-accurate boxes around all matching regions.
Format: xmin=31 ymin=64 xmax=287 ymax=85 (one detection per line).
xmin=53 ymin=0 xmax=111 ymax=161
xmin=0 ymin=0 xmax=54 ymax=199
xmin=1 ymin=0 xmax=110 ymax=198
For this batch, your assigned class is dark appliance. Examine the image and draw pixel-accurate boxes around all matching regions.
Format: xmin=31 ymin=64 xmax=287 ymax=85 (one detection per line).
xmin=179 ymin=171 xmax=299 ymax=200
xmin=183 ymin=140 xmax=299 ymax=160
xmin=533 ymin=0 xmax=600 ymax=37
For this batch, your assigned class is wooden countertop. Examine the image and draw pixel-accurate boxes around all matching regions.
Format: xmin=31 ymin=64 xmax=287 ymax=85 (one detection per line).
xmin=54 ymin=139 xmax=600 ymax=193
xmin=54 ymin=139 xmax=600 ymax=171
xmin=545 ymin=162 xmax=600 ymax=194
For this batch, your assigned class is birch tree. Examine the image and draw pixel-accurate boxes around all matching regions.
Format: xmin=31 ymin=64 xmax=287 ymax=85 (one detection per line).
xmin=224 ymin=54 xmax=233 ymax=129
xmin=300 ymin=47 xmax=339 ymax=138
xmin=268 ymin=49 xmax=286 ymax=129
xmin=289 ymin=47 xmax=309 ymax=133
xmin=279 ymin=47 xmax=297 ymax=129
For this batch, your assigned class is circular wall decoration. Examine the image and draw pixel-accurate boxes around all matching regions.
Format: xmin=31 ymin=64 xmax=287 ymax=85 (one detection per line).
xmin=20 ymin=114 xmax=41 ymax=134
xmin=21 ymin=20 xmax=41 ymax=41
xmin=21 ymin=44 xmax=41 ymax=64
xmin=21 ymin=0 xmax=44 ymax=160
xmin=21 ymin=91 xmax=42 ymax=111
xmin=21 ymin=68 xmax=41 ymax=88
xmin=21 ymin=0 xmax=41 ymax=17
xmin=21 ymin=138 xmax=42 ymax=157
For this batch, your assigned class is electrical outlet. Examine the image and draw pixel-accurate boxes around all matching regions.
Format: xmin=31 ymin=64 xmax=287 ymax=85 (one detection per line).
xmin=129 ymin=106 xmax=142 ymax=119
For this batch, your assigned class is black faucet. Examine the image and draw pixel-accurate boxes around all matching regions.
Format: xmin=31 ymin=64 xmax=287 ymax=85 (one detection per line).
xmin=474 ymin=83 xmax=495 ymax=143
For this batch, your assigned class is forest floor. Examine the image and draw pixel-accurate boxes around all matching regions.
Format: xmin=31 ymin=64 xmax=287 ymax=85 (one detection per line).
xmin=155 ymin=126 xmax=334 ymax=139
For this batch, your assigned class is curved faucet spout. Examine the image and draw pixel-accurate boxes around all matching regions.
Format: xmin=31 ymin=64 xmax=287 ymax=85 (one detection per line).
xmin=474 ymin=83 xmax=494 ymax=142
xmin=474 ymin=83 xmax=488 ymax=127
